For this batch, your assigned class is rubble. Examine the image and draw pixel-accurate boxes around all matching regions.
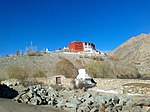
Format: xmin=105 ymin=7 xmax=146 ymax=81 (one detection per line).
xmin=13 ymin=84 xmax=150 ymax=112
xmin=1 ymin=78 xmax=20 ymax=86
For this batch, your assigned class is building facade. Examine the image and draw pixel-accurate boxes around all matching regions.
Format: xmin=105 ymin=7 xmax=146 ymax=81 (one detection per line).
xmin=68 ymin=41 xmax=96 ymax=52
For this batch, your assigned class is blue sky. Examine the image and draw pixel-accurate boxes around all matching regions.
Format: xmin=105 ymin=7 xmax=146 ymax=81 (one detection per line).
xmin=0 ymin=0 xmax=150 ymax=55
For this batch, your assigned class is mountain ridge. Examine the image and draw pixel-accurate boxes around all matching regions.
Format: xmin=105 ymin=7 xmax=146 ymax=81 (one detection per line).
xmin=110 ymin=33 xmax=150 ymax=75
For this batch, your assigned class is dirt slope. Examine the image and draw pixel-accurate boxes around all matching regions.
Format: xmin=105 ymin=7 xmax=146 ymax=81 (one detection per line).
xmin=110 ymin=33 xmax=150 ymax=75
xmin=111 ymin=34 xmax=150 ymax=62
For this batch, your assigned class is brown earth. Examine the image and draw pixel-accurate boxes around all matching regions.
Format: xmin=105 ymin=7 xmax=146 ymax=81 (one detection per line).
xmin=109 ymin=33 xmax=150 ymax=75
xmin=0 ymin=98 xmax=67 ymax=112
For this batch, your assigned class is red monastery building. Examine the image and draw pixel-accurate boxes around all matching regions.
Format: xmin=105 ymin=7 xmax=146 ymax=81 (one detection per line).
xmin=68 ymin=41 xmax=96 ymax=52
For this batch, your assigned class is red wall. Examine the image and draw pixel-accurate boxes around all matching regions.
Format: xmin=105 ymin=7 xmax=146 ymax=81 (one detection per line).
xmin=68 ymin=42 xmax=84 ymax=52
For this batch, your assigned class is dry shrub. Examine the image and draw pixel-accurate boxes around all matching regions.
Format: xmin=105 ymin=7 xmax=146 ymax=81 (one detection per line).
xmin=27 ymin=51 xmax=43 ymax=56
xmin=7 ymin=66 xmax=28 ymax=83
xmin=79 ymin=55 xmax=84 ymax=58
xmin=85 ymin=61 xmax=114 ymax=78
xmin=55 ymin=58 xmax=77 ymax=78
xmin=113 ymin=62 xmax=141 ymax=79
xmin=90 ymin=56 xmax=104 ymax=61
xmin=85 ymin=60 xmax=140 ymax=79
xmin=74 ymin=59 xmax=84 ymax=69
xmin=58 ymin=56 xmax=65 ymax=59
xmin=33 ymin=70 xmax=46 ymax=78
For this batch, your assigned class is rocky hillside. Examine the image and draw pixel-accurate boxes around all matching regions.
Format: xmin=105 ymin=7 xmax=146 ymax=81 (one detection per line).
xmin=110 ymin=33 xmax=150 ymax=75
xmin=0 ymin=52 xmax=102 ymax=80
xmin=0 ymin=51 xmax=143 ymax=80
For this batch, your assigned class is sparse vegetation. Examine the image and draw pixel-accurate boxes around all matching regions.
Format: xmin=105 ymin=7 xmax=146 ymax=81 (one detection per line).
xmin=55 ymin=58 xmax=77 ymax=78
xmin=33 ymin=70 xmax=46 ymax=78
xmin=27 ymin=51 xmax=43 ymax=56
xmin=7 ymin=66 xmax=28 ymax=83
xmin=113 ymin=62 xmax=141 ymax=79
xmin=0 ymin=52 xmax=146 ymax=80
xmin=85 ymin=61 xmax=114 ymax=78
xmin=74 ymin=59 xmax=84 ymax=69
xmin=85 ymin=60 xmax=141 ymax=79
xmin=90 ymin=56 xmax=104 ymax=61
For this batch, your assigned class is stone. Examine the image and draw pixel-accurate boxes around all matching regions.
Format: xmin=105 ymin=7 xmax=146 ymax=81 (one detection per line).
xmin=21 ymin=94 xmax=29 ymax=103
xmin=30 ymin=97 xmax=38 ymax=105
xmin=129 ymin=106 xmax=143 ymax=112
xmin=82 ymin=92 xmax=92 ymax=99
xmin=114 ymin=104 xmax=123 ymax=111
xmin=90 ymin=107 xmax=99 ymax=112
xmin=1 ymin=79 xmax=20 ymax=86
xmin=26 ymin=91 xmax=32 ymax=98
xmin=68 ymin=96 xmax=80 ymax=104
xmin=65 ymin=103 xmax=77 ymax=108
xmin=56 ymin=97 xmax=64 ymax=108
xmin=113 ymin=96 xmax=120 ymax=104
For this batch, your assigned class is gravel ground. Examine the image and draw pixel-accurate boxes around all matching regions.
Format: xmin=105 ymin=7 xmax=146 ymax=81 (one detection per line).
xmin=0 ymin=98 xmax=67 ymax=112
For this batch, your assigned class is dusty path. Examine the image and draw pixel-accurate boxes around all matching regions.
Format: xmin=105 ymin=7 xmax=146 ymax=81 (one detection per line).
xmin=0 ymin=98 xmax=67 ymax=112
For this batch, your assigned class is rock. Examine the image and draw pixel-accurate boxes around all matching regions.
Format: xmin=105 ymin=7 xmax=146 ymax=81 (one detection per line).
xmin=30 ymin=97 xmax=38 ymax=105
xmin=15 ymin=84 xmax=148 ymax=112
xmin=48 ymin=97 xmax=57 ymax=106
xmin=56 ymin=97 xmax=64 ymax=108
xmin=65 ymin=103 xmax=77 ymax=108
xmin=68 ymin=96 xmax=80 ymax=104
xmin=129 ymin=106 xmax=143 ymax=112
xmin=135 ymin=98 xmax=150 ymax=107
xmin=21 ymin=94 xmax=29 ymax=103
xmin=114 ymin=104 xmax=123 ymax=111
xmin=113 ymin=96 xmax=120 ymax=104
xmin=82 ymin=92 xmax=92 ymax=99
xmin=1 ymin=79 xmax=20 ymax=86
xmin=90 ymin=107 xmax=99 ymax=112
xmin=26 ymin=90 xmax=32 ymax=98
xmin=99 ymin=103 xmax=107 ymax=112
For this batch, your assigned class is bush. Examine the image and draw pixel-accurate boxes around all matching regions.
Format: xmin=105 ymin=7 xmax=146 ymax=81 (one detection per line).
xmin=85 ymin=61 xmax=114 ymax=78
xmin=27 ymin=51 xmax=43 ymax=56
xmin=33 ymin=70 xmax=46 ymax=78
xmin=90 ymin=56 xmax=104 ymax=61
xmin=74 ymin=59 xmax=84 ymax=69
xmin=85 ymin=60 xmax=140 ymax=79
xmin=113 ymin=62 xmax=141 ymax=79
xmin=7 ymin=66 xmax=28 ymax=83
xmin=55 ymin=58 xmax=77 ymax=78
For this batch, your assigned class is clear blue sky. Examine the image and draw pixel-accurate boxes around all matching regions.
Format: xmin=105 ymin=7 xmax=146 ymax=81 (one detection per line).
xmin=0 ymin=0 xmax=150 ymax=55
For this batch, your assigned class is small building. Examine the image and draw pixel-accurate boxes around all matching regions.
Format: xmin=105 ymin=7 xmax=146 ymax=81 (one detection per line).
xmin=68 ymin=41 xmax=96 ymax=52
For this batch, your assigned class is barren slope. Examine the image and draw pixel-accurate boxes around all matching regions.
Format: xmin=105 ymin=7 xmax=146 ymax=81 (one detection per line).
xmin=110 ymin=33 xmax=150 ymax=74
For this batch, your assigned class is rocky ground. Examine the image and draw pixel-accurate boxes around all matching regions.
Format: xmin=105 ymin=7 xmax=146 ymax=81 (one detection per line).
xmin=0 ymin=78 xmax=150 ymax=112
xmin=0 ymin=98 xmax=66 ymax=112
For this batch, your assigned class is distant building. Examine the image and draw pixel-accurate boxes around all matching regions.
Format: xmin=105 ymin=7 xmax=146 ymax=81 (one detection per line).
xmin=68 ymin=41 xmax=96 ymax=52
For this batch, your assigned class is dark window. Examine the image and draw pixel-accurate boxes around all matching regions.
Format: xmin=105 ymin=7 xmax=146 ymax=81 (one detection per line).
xmin=56 ymin=77 xmax=61 ymax=84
